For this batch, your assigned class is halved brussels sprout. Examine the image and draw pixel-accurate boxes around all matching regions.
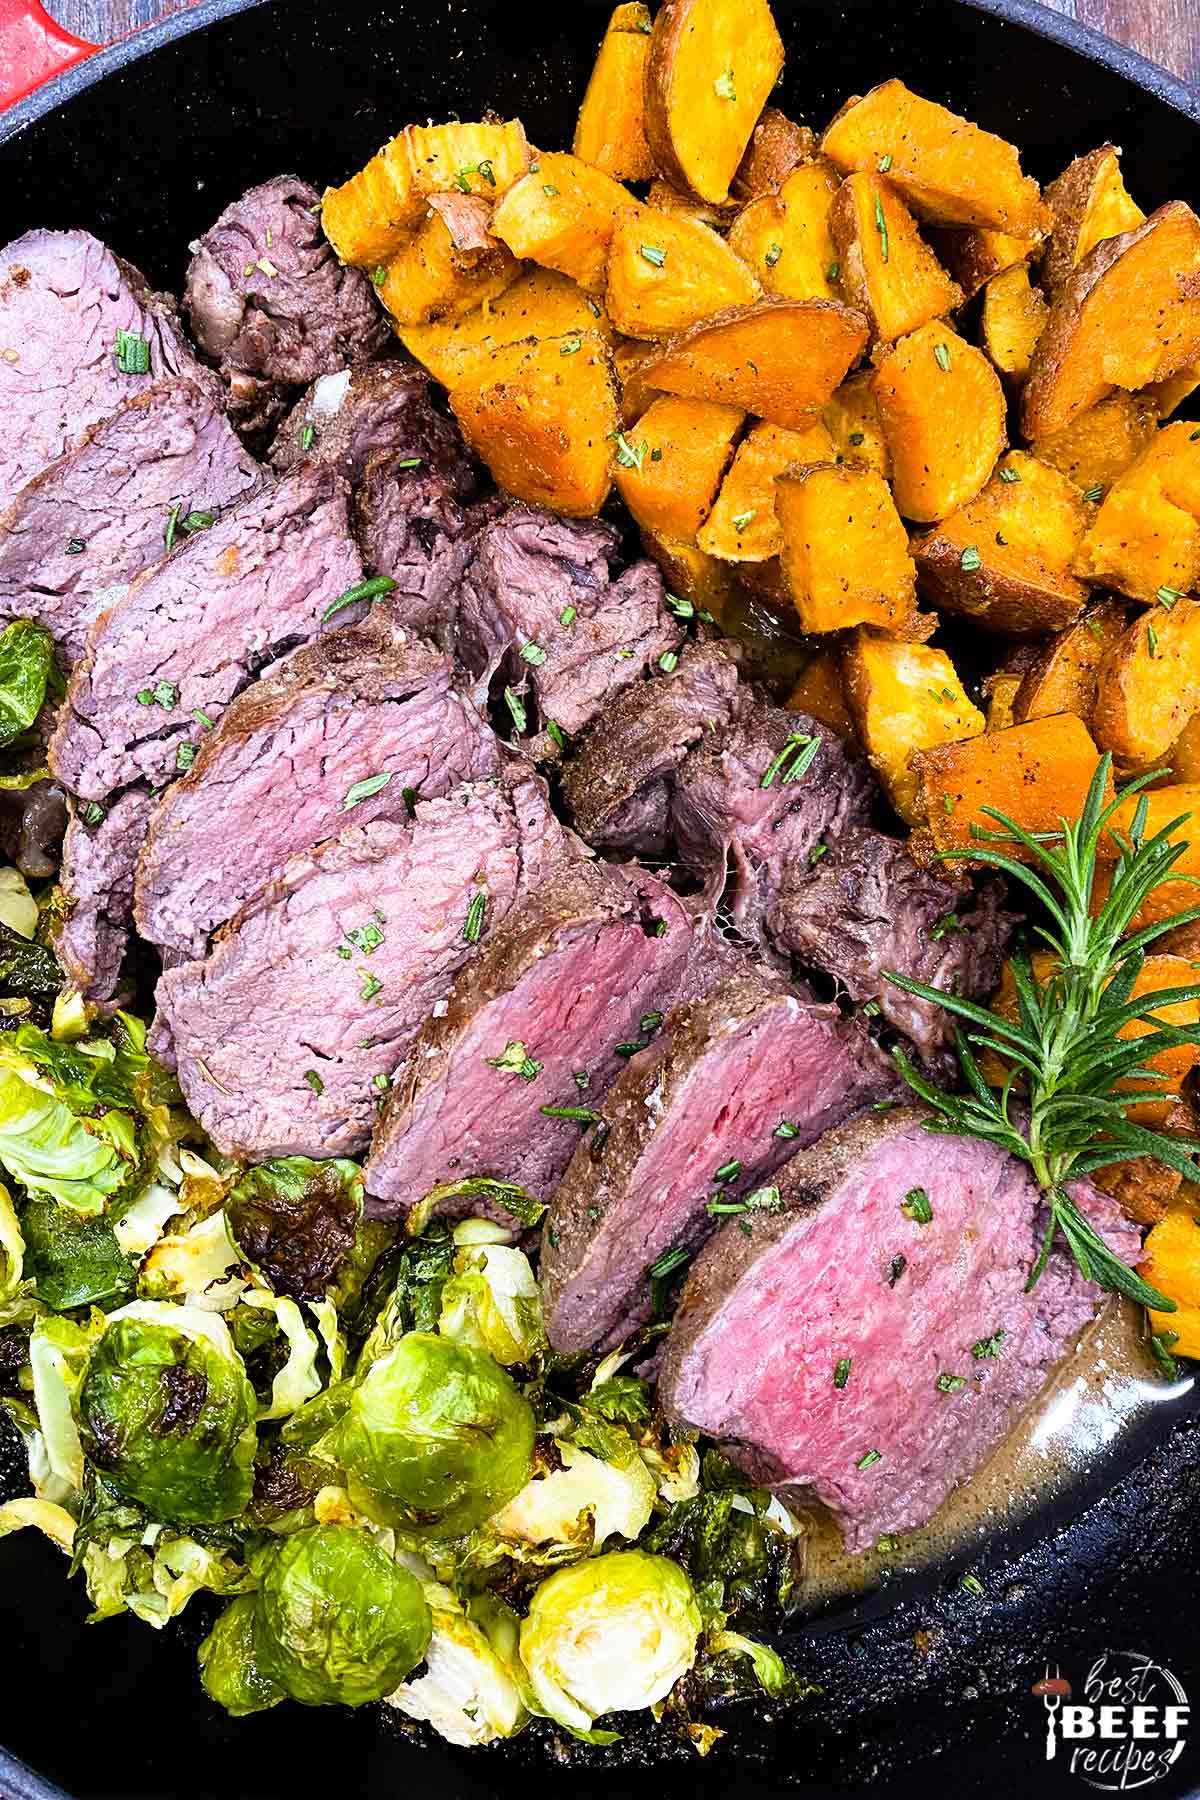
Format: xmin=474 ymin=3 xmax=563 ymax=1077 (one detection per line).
xmin=199 ymin=1594 xmax=286 ymax=1717
xmin=337 ymin=1332 xmax=534 ymax=1539
xmin=387 ymin=1582 xmax=528 ymax=1746
xmin=438 ymin=1241 xmax=544 ymax=1366
xmin=519 ymin=1550 xmax=701 ymax=1732
xmin=489 ymin=1438 xmax=655 ymax=1556
xmin=77 ymin=1302 xmax=257 ymax=1523
xmin=226 ymin=1157 xmax=363 ymax=1302
xmin=254 ymin=1524 xmax=431 ymax=1707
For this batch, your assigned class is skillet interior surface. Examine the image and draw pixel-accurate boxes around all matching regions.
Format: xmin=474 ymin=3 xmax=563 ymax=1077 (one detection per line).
xmin=0 ymin=2 xmax=1199 ymax=1794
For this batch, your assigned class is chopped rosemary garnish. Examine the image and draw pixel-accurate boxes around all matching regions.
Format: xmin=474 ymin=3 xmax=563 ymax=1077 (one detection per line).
xmin=998 ymin=465 xmax=1021 ymax=483
xmin=462 ymin=888 xmax=487 ymax=943
xmin=731 ymin=509 xmax=756 ymax=532
xmin=301 ymin=423 xmax=316 ymax=451
xmin=303 ymin=1069 xmax=324 ymax=1095
xmin=358 ymin=971 xmax=383 ymax=1003
xmin=873 ymin=190 xmax=889 ymax=263
xmin=540 ymin=1104 xmax=599 ymax=1124
xmin=519 ymin=640 xmax=547 ymax=666
xmin=934 ymin=341 xmax=951 ymax=372
xmin=971 ymin=1330 xmax=1007 ymax=1360
xmin=1082 ymin=482 xmax=1104 ymax=503
xmin=1149 ymin=1329 xmax=1181 ymax=1381
xmin=114 ymin=328 xmax=150 ymax=374
xmin=560 ymin=605 xmax=577 ymax=627
xmin=775 ymin=1120 xmax=799 ymax=1139
xmin=613 ymin=430 xmax=648 ymax=470
xmin=639 ymin=244 xmax=667 ymax=268
xmin=936 ymin=1372 xmax=966 ymax=1393
xmin=833 ymin=1357 xmax=851 ymax=1389
xmin=659 ymin=650 xmax=679 ymax=673
xmin=766 ymin=242 xmax=783 ymax=267
xmin=322 ymin=574 xmax=397 ymax=623
xmin=486 ymin=1040 xmax=542 ymax=1080
xmin=65 ymin=538 xmax=86 ymax=555
xmin=714 ymin=69 xmax=736 ymax=100
xmin=714 ymin=1159 xmax=742 ymax=1184
xmin=856 ymin=1449 xmax=881 ymax=1470
xmin=1157 ymin=586 xmax=1181 ymax=608
xmin=341 ymin=772 xmax=391 ymax=811
xmin=560 ymin=335 xmax=582 ymax=356
xmin=546 ymin=719 xmax=566 ymax=750
xmin=175 ymin=743 xmax=196 ymax=773
xmin=648 ymin=1244 xmax=690 ymax=1315
xmin=760 ymin=732 xmax=819 ymax=789
xmin=877 ymin=153 xmax=893 ymax=172
xmin=504 ymin=687 xmax=528 ymax=732
xmin=959 ymin=544 xmax=982 ymax=572
xmin=901 ymin=1187 xmax=933 ymax=1223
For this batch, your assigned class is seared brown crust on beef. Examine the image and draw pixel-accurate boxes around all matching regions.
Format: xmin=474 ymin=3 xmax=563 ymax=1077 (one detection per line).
xmin=270 ymin=360 xmax=474 ymax=487
xmin=55 ymin=788 xmax=154 ymax=1001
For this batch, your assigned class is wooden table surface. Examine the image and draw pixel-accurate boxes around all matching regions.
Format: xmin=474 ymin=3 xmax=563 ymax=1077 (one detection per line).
xmin=41 ymin=0 xmax=1200 ymax=87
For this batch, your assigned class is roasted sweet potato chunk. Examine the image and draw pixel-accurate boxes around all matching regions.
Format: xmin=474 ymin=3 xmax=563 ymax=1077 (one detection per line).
xmin=1041 ymin=144 xmax=1145 ymax=296
xmin=1011 ymin=601 xmax=1128 ymax=728
xmin=491 ymin=152 xmax=635 ymax=293
xmin=927 ymin=225 xmax=1040 ymax=301
xmin=1030 ymin=391 xmax=1160 ymax=497
xmin=644 ymin=0 xmax=786 ymax=204
xmin=870 ymin=321 xmax=1006 ymax=521
xmin=733 ymin=108 xmax=816 ymax=200
xmin=913 ymin=450 xmax=1091 ymax=635
xmin=726 ymin=162 xmax=842 ymax=302
xmin=1094 ymin=598 xmax=1200 ymax=766
xmin=830 ymin=173 xmax=962 ymax=343
xmin=821 ymin=80 xmax=1048 ymax=235
xmin=613 ymin=396 xmax=744 ymax=541
xmin=822 ymin=370 xmax=891 ymax=476
xmin=1071 ymin=421 xmax=1200 ymax=604
xmin=1144 ymin=1203 xmax=1200 ymax=1359
xmin=1095 ymin=786 xmax=1200 ymax=931
xmin=980 ymin=263 xmax=1048 ymax=381
xmin=645 ymin=182 xmax=738 ymax=230
xmin=322 ymin=119 xmax=531 ymax=268
xmin=641 ymin=530 xmax=737 ymax=616
xmin=640 ymin=298 xmax=868 ymax=429
xmin=448 ymin=331 xmax=618 ymax=516
xmin=606 ymin=206 xmax=760 ymax=339
xmin=776 ymin=461 xmax=917 ymax=633
xmin=698 ymin=419 xmax=834 ymax=561
xmin=573 ymin=3 xmax=657 ymax=182
xmin=911 ymin=715 xmax=1112 ymax=863
xmin=786 ymin=646 xmax=858 ymax=745
xmin=398 ymin=269 xmax=609 ymax=389
xmin=842 ymin=630 xmax=984 ymax=823
xmin=379 ymin=196 xmax=521 ymax=325
xmin=1022 ymin=202 xmax=1200 ymax=439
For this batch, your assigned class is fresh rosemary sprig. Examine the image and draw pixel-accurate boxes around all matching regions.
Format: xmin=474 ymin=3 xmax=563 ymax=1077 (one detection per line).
xmin=886 ymin=756 xmax=1200 ymax=1311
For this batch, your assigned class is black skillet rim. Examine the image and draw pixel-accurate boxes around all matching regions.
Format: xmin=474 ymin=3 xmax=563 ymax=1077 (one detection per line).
xmin=0 ymin=2 xmax=1198 ymax=1796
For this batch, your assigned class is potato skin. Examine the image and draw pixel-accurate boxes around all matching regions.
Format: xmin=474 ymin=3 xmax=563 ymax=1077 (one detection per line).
xmin=1040 ymin=144 xmax=1144 ymax=298
xmin=1094 ymin=597 xmax=1200 ymax=766
xmin=1011 ymin=601 xmax=1128 ymax=728
xmin=732 ymin=109 xmax=816 ymax=201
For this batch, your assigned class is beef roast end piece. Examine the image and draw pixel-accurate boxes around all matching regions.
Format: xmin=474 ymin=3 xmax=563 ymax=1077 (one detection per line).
xmin=271 ymin=360 xmax=476 ymax=487
xmin=55 ymin=789 xmax=155 ymax=1002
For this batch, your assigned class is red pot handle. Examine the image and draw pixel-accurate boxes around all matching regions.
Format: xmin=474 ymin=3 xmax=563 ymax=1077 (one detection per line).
xmin=0 ymin=0 xmax=98 ymax=114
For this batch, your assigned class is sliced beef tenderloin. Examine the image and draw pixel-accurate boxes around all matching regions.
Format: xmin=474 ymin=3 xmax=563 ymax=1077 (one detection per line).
xmin=185 ymin=176 xmax=387 ymax=433
xmin=768 ymin=826 xmax=1017 ymax=1068
xmin=0 ymin=229 xmax=214 ymax=511
xmin=355 ymin=450 xmax=496 ymax=640
xmin=365 ymin=861 xmax=713 ymax=1218
xmin=135 ymin=605 xmax=500 ymax=962
xmin=453 ymin=508 xmax=683 ymax=755
xmin=562 ymin=641 xmax=741 ymax=856
xmin=0 ymin=379 xmax=260 ymax=663
xmin=156 ymin=772 xmax=559 ymax=1159
xmin=660 ymin=1106 xmax=1141 ymax=1552
xmin=541 ymin=970 xmax=896 ymax=1355
xmin=55 ymin=788 xmax=154 ymax=1001
xmin=271 ymin=360 xmax=473 ymax=487
xmin=672 ymin=701 xmax=873 ymax=937
xmin=48 ymin=463 xmax=363 ymax=805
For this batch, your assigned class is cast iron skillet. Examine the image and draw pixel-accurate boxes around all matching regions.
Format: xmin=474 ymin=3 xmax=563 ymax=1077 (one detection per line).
xmin=0 ymin=3 xmax=1199 ymax=1796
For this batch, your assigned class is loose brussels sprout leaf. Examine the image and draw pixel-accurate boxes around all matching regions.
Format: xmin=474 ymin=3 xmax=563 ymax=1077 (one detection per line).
xmin=82 ymin=1522 xmax=258 ymax=1628
xmin=112 ymin=1183 xmax=187 ymax=1259
xmin=410 ymin=1177 xmax=545 ymax=1234
xmin=255 ymin=1524 xmax=431 ymax=1707
xmin=387 ymin=1581 xmax=528 ymax=1747
xmin=0 ymin=1180 xmax=23 ymax=1304
xmin=200 ymin=1593 xmax=286 ymax=1717
xmin=0 ymin=1061 xmax=131 ymax=1214
xmin=337 ymin=1332 xmax=535 ymax=1540
xmin=326 ymin=1216 xmax=397 ymax=1334
xmin=0 ymin=621 xmax=56 ymax=750
xmin=357 ymin=1224 xmax=457 ymax=1357
xmin=21 ymin=1197 xmax=135 ymax=1312
xmin=226 ymin=1157 xmax=364 ymax=1302
xmin=238 ymin=1287 xmax=324 ymax=1422
xmin=641 ymin=1451 xmax=802 ymax=1626
xmin=519 ymin=1550 xmax=701 ymax=1731
xmin=0 ymin=1494 xmax=75 ymax=1550
xmin=705 ymin=1628 xmax=818 ymax=1702
xmin=139 ymin=1209 xmax=246 ymax=1312
xmin=30 ymin=1310 xmax=106 ymax=1493
xmin=1 ymin=1391 xmax=70 ymax=1506
xmin=439 ymin=1242 xmax=545 ymax=1366
xmin=0 ymin=871 xmax=40 ymax=943
xmin=489 ymin=1437 xmax=655 ymax=1556
xmin=77 ymin=1302 xmax=257 ymax=1523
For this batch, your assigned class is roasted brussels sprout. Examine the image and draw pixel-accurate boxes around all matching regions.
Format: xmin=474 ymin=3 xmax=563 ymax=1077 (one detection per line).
xmin=337 ymin=1332 xmax=535 ymax=1539
xmin=519 ymin=1550 xmax=701 ymax=1731
xmin=387 ymin=1584 xmax=527 ymax=1746
xmin=226 ymin=1157 xmax=364 ymax=1301
xmin=199 ymin=1594 xmax=285 ymax=1717
xmin=254 ymin=1524 xmax=431 ymax=1707
xmin=77 ymin=1303 xmax=257 ymax=1523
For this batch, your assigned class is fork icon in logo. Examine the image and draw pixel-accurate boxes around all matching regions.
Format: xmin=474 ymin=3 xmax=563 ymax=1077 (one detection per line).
xmin=1031 ymin=1665 xmax=1073 ymax=1760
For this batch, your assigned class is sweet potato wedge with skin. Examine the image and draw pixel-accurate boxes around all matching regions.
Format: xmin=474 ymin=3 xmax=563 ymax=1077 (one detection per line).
xmin=983 ymin=671 xmax=1023 ymax=734
xmin=490 ymin=152 xmax=635 ymax=293
xmin=640 ymin=298 xmax=868 ymax=430
xmin=379 ymin=197 xmax=522 ymax=326
xmin=910 ymin=715 xmax=1112 ymax=864
xmin=606 ymin=206 xmax=760 ymax=340
xmin=732 ymin=109 xmax=816 ymax=200
xmin=776 ymin=461 xmax=917 ymax=634
xmin=1071 ymin=421 xmax=1200 ymax=604
xmin=641 ymin=530 xmax=736 ymax=616
xmin=842 ymin=630 xmax=984 ymax=824
xmin=1093 ymin=786 xmax=1200 ymax=932
xmin=927 ymin=225 xmax=1040 ymax=301
xmin=1030 ymin=391 xmax=1160 ymax=496
xmin=645 ymin=182 xmax=739 ymax=230
xmin=821 ymin=370 xmax=891 ymax=477
xmin=1093 ymin=598 xmax=1200 ymax=766
xmin=1041 ymin=144 xmax=1145 ymax=297
xmin=980 ymin=263 xmax=1048 ymax=381
xmin=613 ymin=396 xmax=744 ymax=542
xmin=448 ymin=331 xmax=618 ymax=516
xmin=726 ymin=163 xmax=842 ymax=302
xmin=573 ymin=3 xmax=657 ymax=183
xmin=786 ymin=647 xmax=859 ymax=746
xmin=870 ymin=321 xmax=1006 ymax=522
xmin=1150 ymin=366 xmax=1200 ymax=419
xmin=322 ymin=119 xmax=531 ymax=268
xmin=613 ymin=334 xmax=658 ymax=423
xmin=698 ymin=419 xmax=835 ymax=561
xmin=821 ymin=80 xmax=1048 ymax=235
xmin=644 ymin=0 xmax=786 ymax=205
xmin=1022 ymin=202 xmax=1200 ymax=439
xmin=398 ymin=269 xmax=609 ymax=389
xmin=830 ymin=173 xmax=962 ymax=344
xmin=1166 ymin=714 xmax=1200 ymax=785
xmin=1144 ymin=1205 xmax=1200 ymax=1359
xmin=912 ymin=450 xmax=1091 ymax=636
xmin=1011 ymin=601 xmax=1128 ymax=728
xmin=1093 ymin=1152 xmax=1180 ymax=1227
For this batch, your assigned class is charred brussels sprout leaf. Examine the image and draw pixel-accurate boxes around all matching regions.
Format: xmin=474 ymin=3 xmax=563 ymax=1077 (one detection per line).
xmin=356 ymin=1221 xmax=457 ymax=1346
xmin=21 ymin=1198 xmax=136 ymax=1311
xmin=0 ymin=924 xmax=61 ymax=1006
xmin=0 ymin=621 xmax=57 ymax=750
xmin=227 ymin=1157 xmax=364 ymax=1301
xmin=199 ymin=1593 xmax=286 ymax=1717
xmin=77 ymin=1306 xmax=257 ymax=1523
xmin=641 ymin=1451 xmax=801 ymax=1625
xmin=337 ymin=1332 xmax=535 ymax=1538
xmin=254 ymin=1524 xmax=431 ymax=1707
